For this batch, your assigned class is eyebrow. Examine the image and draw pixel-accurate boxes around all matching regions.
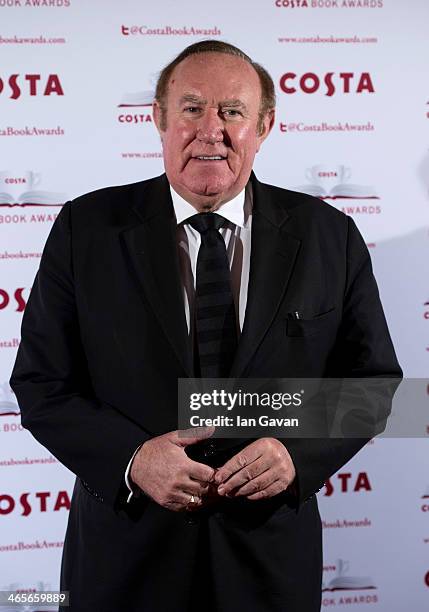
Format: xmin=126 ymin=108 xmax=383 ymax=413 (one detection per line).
xmin=221 ymin=99 xmax=248 ymax=110
xmin=179 ymin=94 xmax=248 ymax=110
xmin=179 ymin=94 xmax=207 ymax=105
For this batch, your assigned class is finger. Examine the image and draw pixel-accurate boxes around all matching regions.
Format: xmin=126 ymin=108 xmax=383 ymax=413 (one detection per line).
xmin=183 ymin=493 xmax=203 ymax=512
xmin=172 ymin=426 xmax=215 ymax=447
xmin=246 ymin=479 xmax=287 ymax=501
xmin=214 ymin=443 xmax=263 ymax=485
xmin=159 ymin=488 xmax=203 ymax=512
xmin=183 ymin=477 xmax=210 ymax=497
xmin=231 ymin=469 xmax=276 ymax=497
xmin=177 ymin=489 xmax=204 ymax=510
xmin=204 ymin=483 xmax=221 ymax=500
xmin=217 ymin=458 xmax=271 ymax=496
xmin=187 ymin=460 xmax=216 ymax=484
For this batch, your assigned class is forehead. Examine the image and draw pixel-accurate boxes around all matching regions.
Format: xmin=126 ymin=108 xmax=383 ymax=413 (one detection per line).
xmin=167 ymin=52 xmax=261 ymax=104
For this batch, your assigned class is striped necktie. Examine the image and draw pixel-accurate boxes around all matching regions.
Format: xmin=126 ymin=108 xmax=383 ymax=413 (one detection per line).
xmin=187 ymin=212 xmax=238 ymax=378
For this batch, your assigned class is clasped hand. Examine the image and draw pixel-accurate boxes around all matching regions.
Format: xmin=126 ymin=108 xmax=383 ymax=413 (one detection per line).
xmin=130 ymin=428 xmax=296 ymax=512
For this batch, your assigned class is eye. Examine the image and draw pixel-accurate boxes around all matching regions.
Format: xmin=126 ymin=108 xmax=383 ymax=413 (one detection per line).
xmin=223 ymin=109 xmax=242 ymax=117
xmin=184 ymin=106 xmax=201 ymax=114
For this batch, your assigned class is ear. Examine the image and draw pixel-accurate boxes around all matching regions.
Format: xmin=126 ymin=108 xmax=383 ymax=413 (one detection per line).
xmin=152 ymin=99 xmax=164 ymax=135
xmin=256 ymin=109 xmax=275 ymax=153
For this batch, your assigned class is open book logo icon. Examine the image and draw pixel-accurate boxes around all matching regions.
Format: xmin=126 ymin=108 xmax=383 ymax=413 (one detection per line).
xmin=422 ymin=485 xmax=429 ymax=499
xmin=297 ymin=165 xmax=379 ymax=201
xmin=322 ymin=559 xmax=376 ymax=592
xmin=0 ymin=171 xmax=65 ymax=208
xmin=0 ymin=382 xmax=20 ymax=416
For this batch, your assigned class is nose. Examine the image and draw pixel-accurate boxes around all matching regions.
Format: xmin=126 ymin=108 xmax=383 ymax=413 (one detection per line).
xmin=196 ymin=108 xmax=224 ymax=144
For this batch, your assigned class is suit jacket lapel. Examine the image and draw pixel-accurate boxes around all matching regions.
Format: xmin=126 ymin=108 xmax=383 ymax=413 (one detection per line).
xmin=120 ymin=174 xmax=193 ymax=377
xmin=230 ymin=174 xmax=302 ymax=378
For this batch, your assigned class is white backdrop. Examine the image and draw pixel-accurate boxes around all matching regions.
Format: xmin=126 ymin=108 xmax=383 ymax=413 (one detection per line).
xmin=0 ymin=1 xmax=428 ymax=609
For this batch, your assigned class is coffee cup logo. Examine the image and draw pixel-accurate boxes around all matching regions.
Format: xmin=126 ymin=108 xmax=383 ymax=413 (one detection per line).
xmin=298 ymin=164 xmax=378 ymax=201
xmin=0 ymin=171 xmax=41 ymax=201
xmin=0 ymin=170 xmax=65 ymax=207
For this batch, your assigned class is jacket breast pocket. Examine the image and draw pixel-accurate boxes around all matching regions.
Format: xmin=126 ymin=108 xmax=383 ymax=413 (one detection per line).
xmin=285 ymin=307 xmax=336 ymax=337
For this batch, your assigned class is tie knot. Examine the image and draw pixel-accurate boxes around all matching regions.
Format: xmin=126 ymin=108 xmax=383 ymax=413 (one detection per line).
xmin=187 ymin=212 xmax=226 ymax=234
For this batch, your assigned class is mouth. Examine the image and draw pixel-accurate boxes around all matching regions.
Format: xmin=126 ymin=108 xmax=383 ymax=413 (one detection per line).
xmin=192 ymin=155 xmax=227 ymax=161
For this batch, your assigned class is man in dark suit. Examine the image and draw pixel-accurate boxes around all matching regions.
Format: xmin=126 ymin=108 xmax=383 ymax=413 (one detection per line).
xmin=10 ymin=40 xmax=401 ymax=612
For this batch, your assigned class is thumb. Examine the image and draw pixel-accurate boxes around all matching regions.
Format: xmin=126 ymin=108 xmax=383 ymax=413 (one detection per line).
xmin=172 ymin=425 xmax=216 ymax=448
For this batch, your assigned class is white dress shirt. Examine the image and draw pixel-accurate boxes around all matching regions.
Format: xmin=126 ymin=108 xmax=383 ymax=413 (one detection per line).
xmin=124 ymin=181 xmax=253 ymax=502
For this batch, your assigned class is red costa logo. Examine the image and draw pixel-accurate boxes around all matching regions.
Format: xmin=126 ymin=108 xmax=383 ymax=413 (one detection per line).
xmin=3 ymin=177 xmax=25 ymax=184
xmin=425 ymin=572 xmax=429 ymax=588
xmin=424 ymin=301 xmax=429 ymax=319
xmin=275 ymin=0 xmax=310 ymax=5
xmin=0 ymin=490 xmax=70 ymax=516
xmin=279 ymin=72 xmax=374 ymax=96
xmin=0 ymin=288 xmax=26 ymax=311
xmin=0 ymin=74 xmax=63 ymax=100
xmin=324 ymin=472 xmax=372 ymax=496
xmin=118 ymin=113 xmax=152 ymax=124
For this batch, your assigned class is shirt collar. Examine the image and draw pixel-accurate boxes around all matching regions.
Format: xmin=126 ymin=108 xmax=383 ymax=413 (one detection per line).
xmin=170 ymin=184 xmax=247 ymax=229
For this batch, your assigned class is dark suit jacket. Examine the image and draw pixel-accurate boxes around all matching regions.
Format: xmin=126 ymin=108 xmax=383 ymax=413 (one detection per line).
xmin=10 ymin=172 xmax=402 ymax=612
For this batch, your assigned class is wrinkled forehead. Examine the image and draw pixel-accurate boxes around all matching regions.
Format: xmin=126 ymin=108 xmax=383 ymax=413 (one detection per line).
xmin=166 ymin=52 xmax=262 ymax=107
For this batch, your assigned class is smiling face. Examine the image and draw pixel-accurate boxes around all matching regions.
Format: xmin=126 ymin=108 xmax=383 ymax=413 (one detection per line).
xmin=153 ymin=52 xmax=274 ymax=211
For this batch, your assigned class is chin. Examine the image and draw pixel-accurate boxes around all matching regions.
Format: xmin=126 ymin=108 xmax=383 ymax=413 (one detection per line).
xmin=184 ymin=175 xmax=232 ymax=198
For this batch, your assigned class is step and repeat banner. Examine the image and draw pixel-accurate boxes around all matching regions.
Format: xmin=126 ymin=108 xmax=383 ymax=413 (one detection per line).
xmin=0 ymin=1 xmax=428 ymax=610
